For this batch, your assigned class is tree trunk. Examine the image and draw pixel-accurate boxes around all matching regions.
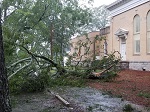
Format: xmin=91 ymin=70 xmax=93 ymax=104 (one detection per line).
xmin=50 ymin=24 xmax=54 ymax=60
xmin=0 ymin=7 xmax=12 ymax=112
xmin=93 ymin=39 xmax=96 ymax=61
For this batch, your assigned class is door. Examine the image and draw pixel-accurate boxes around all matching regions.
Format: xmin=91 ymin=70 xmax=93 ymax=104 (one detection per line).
xmin=120 ymin=38 xmax=126 ymax=61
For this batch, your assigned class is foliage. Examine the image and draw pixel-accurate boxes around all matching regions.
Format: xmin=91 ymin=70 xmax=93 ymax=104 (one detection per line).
xmin=3 ymin=0 xmax=92 ymax=66
xmin=82 ymin=5 xmax=109 ymax=31
xmin=49 ymin=70 xmax=86 ymax=87
xmin=2 ymin=0 xmax=112 ymax=95
xmin=91 ymin=53 xmax=120 ymax=71
xmin=123 ymin=104 xmax=134 ymax=112
xmin=9 ymin=70 xmax=51 ymax=94
xmin=100 ymin=71 xmax=118 ymax=81
xmin=1 ymin=0 xmax=94 ymax=93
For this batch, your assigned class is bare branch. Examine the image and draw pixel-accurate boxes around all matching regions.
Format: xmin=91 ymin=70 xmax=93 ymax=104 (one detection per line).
xmin=8 ymin=60 xmax=32 ymax=80
xmin=7 ymin=57 xmax=31 ymax=69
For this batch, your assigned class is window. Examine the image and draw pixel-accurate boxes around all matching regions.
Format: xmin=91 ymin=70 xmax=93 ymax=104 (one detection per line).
xmin=147 ymin=11 xmax=150 ymax=53
xmin=103 ymin=40 xmax=108 ymax=56
xmin=133 ymin=15 xmax=140 ymax=54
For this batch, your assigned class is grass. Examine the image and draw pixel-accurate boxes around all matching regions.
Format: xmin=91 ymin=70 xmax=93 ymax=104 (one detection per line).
xmin=10 ymin=97 xmax=18 ymax=108
xmin=138 ymin=92 xmax=150 ymax=98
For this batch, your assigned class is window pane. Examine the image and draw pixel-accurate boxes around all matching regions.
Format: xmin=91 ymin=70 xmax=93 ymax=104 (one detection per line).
xmin=134 ymin=15 xmax=140 ymax=33
xmin=147 ymin=11 xmax=150 ymax=31
xmin=134 ymin=34 xmax=140 ymax=54
xmin=134 ymin=34 xmax=140 ymax=40
xmin=147 ymin=32 xmax=150 ymax=53
xmin=136 ymin=40 xmax=140 ymax=53
xmin=136 ymin=17 xmax=140 ymax=32
xmin=148 ymin=38 xmax=150 ymax=53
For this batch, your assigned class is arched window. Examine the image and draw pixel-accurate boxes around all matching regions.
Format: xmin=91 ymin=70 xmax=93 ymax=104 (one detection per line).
xmin=147 ymin=11 xmax=150 ymax=53
xmin=133 ymin=15 xmax=140 ymax=54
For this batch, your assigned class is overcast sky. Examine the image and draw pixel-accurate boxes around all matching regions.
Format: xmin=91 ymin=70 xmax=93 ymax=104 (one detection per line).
xmin=0 ymin=0 xmax=116 ymax=6
xmin=93 ymin=0 xmax=116 ymax=7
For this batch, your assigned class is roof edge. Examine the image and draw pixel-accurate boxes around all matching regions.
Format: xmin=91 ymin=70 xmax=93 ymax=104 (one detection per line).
xmin=106 ymin=0 xmax=132 ymax=11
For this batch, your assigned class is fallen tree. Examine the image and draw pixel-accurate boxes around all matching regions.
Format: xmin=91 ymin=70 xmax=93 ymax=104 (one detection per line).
xmin=88 ymin=51 xmax=121 ymax=79
xmin=8 ymin=45 xmax=66 ymax=80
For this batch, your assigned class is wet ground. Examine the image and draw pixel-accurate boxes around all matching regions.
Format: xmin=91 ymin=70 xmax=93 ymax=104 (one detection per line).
xmin=12 ymin=86 xmax=148 ymax=112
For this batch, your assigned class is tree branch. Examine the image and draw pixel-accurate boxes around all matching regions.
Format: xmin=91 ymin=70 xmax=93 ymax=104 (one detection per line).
xmin=7 ymin=57 xmax=31 ymax=69
xmin=8 ymin=60 xmax=32 ymax=80
xmin=21 ymin=46 xmax=66 ymax=75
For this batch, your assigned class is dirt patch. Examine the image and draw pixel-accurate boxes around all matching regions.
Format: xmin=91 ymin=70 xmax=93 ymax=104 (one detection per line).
xmin=88 ymin=69 xmax=150 ymax=107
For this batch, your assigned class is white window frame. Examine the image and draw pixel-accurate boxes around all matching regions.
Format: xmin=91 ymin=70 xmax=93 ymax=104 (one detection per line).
xmin=147 ymin=11 xmax=150 ymax=53
xmin=133 ymin=15 xmax=140 ymax=54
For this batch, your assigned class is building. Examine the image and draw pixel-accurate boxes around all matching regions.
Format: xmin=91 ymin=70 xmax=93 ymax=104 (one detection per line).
xmin=69 ymin=31 xmax=102 ymax=62
xmin=105 ymin=0 xmax=150 ymax=71
xmin=70 ymin=0 xmax=150 ymax=71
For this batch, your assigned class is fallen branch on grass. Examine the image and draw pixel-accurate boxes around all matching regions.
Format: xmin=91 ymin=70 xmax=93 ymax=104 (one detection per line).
xmin=55 ymin=95 xmax=70 ymax=107
xmin=47 ymin=89 xmax=70 ymax=107
xmin=89 ymin=62 xmax=118 ymax=79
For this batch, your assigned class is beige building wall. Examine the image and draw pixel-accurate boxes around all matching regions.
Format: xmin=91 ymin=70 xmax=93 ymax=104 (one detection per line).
xmin=69 ymin=31 xmax=100 ymax=61
xmin=110 ymin=2 xmax=150 ymax=61
xmin=108 ymin=1 xmax=150 ymax=70
xmin=69 ymin=0 xmax=150 ymax=71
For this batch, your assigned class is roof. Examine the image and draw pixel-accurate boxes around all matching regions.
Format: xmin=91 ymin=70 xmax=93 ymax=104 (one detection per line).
xmin=106 ymin=0 xmax=149 ymax=17
xmin=106 ymin=0 xmax=132 ymax=11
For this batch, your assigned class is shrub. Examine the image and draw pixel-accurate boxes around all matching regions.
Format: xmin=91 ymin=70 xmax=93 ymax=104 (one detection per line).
xmin=9 ymin=75 xmax=25 ymax=94
xmin=67 ymin=70 xmax=89 ymax=79
xmin=9 ymin=70 xmax=50 ymax=94
xmin=101 ymin=71 xmax=118 ymax=81
xmin=48 ymin=71 xmax=86 ymax=87
xmin=123 ymin=104 xmax=134 ymax=112
xmin=21 ymin=75 xmax=45 ymax=92
xmin=91 ymin=54 xmax=120 ymax=72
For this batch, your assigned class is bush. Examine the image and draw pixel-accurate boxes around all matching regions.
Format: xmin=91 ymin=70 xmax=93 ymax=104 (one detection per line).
xmin=21 ymin=74 xmax=49 ymax=92
xmin=48 ymin=75 xmax=85 ymax=87
xmin=47 ymin=70 xmax=87 ymax=87
xmin=91 ymin=53 xmax=120 ymax=71
xmin=123 ymin=104 xmax=134 ymax=112
xmin=9 ymin=71 xmax=50 ymax=94
xmin=91 ymin=60 xmax=102 ymax=70
xmin=67 ymin=70 xmax=89 ymax=79
xmin=9 ymin=75 xmax=25 ymax=94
